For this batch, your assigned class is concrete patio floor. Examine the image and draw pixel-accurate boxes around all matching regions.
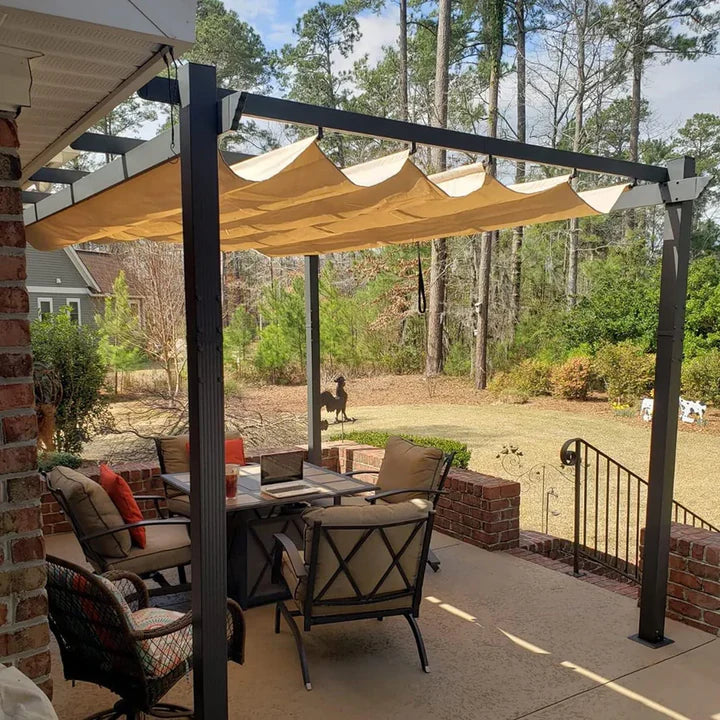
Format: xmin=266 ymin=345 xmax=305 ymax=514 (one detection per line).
xmin=46 ymin=531 xmax=720 ymax=720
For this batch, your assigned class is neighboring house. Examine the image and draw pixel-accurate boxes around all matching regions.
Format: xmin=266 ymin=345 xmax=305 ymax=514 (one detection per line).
xmin=26 ymin=245 xmax=143 ymax=326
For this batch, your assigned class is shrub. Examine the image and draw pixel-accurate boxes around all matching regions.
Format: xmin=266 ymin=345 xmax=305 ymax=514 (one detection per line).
xmin=31 ymin=308 xmax=108 ymax=454
xmin=594 ymin=341 xmax=655 ymax=404
xmin=551 ymin=356 xmax=594 ymax=400
xmin=329 ymin=430 xmax=471 ymax=469
xmin=254 ymin=324 xmax=294 ymax=383
xmin=505 ymin=359 xmax=552 ymax=396
xmin=38 ymin=451 xmax=82 ymax=473
xmin=682 ymin=350 xmax=720 ymax=405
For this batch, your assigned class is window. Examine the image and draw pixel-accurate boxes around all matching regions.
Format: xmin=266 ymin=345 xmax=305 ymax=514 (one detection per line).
xmin=66 ymin=298 xmax=81 ymax=325
xmin=129 ymin=299 xmax=143 ymax=326
xmin=37 ymin=297 xmax=53 ymax=318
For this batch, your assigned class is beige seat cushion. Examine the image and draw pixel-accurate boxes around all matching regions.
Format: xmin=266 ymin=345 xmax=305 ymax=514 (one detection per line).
xmin=377 ymin=436 xmax=444 ymax=503
xmin=167 ymin=495 xmax=191 ymax=517
xmin=47 ymin=466 xmax=130 ymax=558
xmin=285 ymin=501 xmax=430 ymax=617
xmin=103 ymin=524 xmax=191 ymax=576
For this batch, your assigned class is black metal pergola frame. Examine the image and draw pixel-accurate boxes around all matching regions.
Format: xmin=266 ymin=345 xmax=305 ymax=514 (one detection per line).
xmin=24 ymin=61 xmax=709 ymax=718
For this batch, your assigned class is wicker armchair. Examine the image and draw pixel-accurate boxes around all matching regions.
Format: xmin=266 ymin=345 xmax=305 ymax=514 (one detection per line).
xmin=47 ymin=554 xmax=245 ymax=719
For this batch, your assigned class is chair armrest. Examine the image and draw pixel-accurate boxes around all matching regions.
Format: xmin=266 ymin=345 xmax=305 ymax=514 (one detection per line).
xmin=367 ymin=489 xmax=447 ymax=504
xmin=344 ymin=470 xmax=380 ymax=477
xmin=101 ymin=570 xmax=150 ymax=609
xmin=226 ymin=598 xmax=246 ymax=665
xmin=80 ymin=518 xmax=190 ymax=543
xmin=273 ymin=533 xmax=307 ymax=579
xmin=132 ymin=609 xmax=193 ymax=640
xmin=133 ymin=494 xmax=168 ymax=519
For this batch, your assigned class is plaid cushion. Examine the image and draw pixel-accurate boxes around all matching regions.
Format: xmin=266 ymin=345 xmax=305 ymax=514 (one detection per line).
xmin=132 ymin=608 xmax=192 ymax=678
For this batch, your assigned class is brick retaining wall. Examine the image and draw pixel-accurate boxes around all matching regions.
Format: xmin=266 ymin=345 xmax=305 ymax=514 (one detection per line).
xmin=43 ymin=441 xmax=519 ymax=552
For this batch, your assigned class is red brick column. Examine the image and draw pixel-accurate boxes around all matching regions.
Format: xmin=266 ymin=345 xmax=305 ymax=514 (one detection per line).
xmin=640 ymin=523 xmax=720 ymax=636
xmin=0 ymin=114 xmax=51 ymax=694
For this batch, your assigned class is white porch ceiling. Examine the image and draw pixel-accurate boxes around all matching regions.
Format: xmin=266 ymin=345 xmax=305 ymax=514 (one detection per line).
xmin=0 ymin=1 xmax=196 ymax=182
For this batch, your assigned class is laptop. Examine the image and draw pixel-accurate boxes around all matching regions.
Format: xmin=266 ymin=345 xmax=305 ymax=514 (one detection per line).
xmin=260 ymin=454 xmax=329 ymax=499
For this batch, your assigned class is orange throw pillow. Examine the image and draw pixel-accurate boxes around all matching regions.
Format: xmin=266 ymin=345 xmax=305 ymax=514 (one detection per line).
xmin=99 ymin=464 xmax=146 ymax=548
xmin=185 ymin=437 xmax=246 ymax=466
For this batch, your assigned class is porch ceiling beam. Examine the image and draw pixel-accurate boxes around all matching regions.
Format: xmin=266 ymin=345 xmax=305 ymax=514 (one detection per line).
xmin=21 ymin=190 xmax=51 ymax=204
xmin=29 ymin=167 xmax=89 ymax=184
xmin=70 ymin=132 xmax=145 ymax=155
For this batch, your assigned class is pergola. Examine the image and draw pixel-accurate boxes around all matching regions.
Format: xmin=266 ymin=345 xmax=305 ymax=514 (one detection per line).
xmin=24 ymin=62 xmax=709 ymax=719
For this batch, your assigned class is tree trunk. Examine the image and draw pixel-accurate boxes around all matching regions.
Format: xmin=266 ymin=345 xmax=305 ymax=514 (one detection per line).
xmin=425 ymin=0 xmax=451 ymax=376
xmin=474 ymin=0 xmax=503 ymax=389
xmin=567 ymin=1 xmax=587 ymax=309
xmin=510 ymin=0 xmax=526 ymax=328
xmin=399 ymin=0 xmax=409 ymax=122
xmin=627 ymin=13 xmax=644 ymax=234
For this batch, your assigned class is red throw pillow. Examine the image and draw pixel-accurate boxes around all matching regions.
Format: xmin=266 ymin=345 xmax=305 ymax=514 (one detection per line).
xmin=185 ymin=437 xmax=246 ymax=466
xmin=99 ymin=464 xmax=146 ymax=548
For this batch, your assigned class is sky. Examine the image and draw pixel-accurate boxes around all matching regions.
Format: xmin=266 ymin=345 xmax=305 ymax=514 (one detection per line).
xmin=222 ymin=0 xmax=719 ymax=138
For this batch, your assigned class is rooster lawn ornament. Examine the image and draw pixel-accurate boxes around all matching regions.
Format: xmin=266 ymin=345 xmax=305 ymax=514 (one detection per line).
xmin=319 ymin=376 xmax=354 ymax=424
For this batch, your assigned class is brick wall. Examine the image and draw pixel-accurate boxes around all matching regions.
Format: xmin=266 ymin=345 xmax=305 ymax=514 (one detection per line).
xmin=0 ymin=114 xmax=51 ymax=694
xmin=640 ymin=523 xmax=720 ymax=636
xmin=326 ymin=441 xmax=520 ymax=551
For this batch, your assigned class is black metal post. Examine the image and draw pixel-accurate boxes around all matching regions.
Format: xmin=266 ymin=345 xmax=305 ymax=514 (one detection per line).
xmin=305 ymin=255 xmax=322 ymax=465
xmin=178 ymin=62 xmax=228 ymax=717
xmin=637 ymin=156 xmax=695 ymax=645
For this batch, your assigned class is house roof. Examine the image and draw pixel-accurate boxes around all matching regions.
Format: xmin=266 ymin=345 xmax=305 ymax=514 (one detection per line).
xmin=75 ymin=249 xmax=141 ymax=297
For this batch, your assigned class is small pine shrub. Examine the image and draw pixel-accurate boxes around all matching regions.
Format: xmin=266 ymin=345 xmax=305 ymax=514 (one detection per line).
xmin=444 ymin=343 xmax=471 ymax=377
xmin=329 ymin=430 xmax=471 ymax=469
xmin=38 ymin=451 xmax=82 ymax=473
xmin=594 ymin=342 xmax=655 ymax=405
xmin=551 ymin=356 xmax=594 ymax=400
xmin=682 ymin=350 xmax=720 ymax=405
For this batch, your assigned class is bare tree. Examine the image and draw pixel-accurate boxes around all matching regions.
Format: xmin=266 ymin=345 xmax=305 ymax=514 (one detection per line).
xmin=125 ymin=241 xmax=187 ymax=401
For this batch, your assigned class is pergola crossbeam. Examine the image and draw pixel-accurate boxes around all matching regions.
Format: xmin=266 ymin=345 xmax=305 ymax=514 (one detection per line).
xmin=70 ymin=132 xmax=145 ymax=155
xmin=29 ymin=167 xmax=89 ymax=184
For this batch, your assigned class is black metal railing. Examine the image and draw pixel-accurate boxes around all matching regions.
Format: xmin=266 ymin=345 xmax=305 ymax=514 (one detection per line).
xmin=560 ymin=438 xmax=719 ymax=582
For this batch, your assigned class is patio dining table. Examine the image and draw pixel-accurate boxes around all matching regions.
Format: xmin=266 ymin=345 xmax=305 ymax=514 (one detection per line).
xmin=161 ymin=462 xmax=376 ymax=609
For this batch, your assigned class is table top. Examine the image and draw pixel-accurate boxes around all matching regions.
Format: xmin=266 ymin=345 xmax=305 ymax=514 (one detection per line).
xmin=161 ymin=462 xmax=376 ymax=511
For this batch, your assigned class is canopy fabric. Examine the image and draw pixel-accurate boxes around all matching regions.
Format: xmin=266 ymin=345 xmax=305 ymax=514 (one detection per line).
xmin=26 ymin=137 xmax=628 ymax=256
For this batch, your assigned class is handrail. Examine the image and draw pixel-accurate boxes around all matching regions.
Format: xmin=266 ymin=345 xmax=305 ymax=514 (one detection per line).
xmin=560 ymin=438 xmax=719 ymax=581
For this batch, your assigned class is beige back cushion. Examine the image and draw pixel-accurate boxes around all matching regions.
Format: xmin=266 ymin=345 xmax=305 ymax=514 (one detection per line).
xmin=156 ymin=434 xmax=190 ymax=473
xmin=376 ymin=436 xmax=444 ymax=502
xmin=47 ymin=466 xmax=130 ymax=558
xmin=301 ymin=500 xmax=430 ymax=609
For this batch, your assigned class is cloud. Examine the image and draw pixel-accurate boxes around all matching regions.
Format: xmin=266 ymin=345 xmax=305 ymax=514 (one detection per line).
xmin=333 ymin=9 xmax=399 ymax=74
xmin=224 ymin=0 xmax=279 ymax=21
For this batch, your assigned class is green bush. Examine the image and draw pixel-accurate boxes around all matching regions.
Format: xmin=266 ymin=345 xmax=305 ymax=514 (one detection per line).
xmin=682 ymin=350 xmax=720 ymax=405
xmin=594 ymin=341 xmax=655 ymax=404
xmin=551 ymin=356 xmax=594 ymax=400
xmin=38 ymin=451 xmax=82 ymax=473
xmin=490 ymin=359 xmax=551 ymax=397
xmin=329 ymin=430 xmax=471 ymax=469
xmin=31 ymin=308 xmax=108 ymax=454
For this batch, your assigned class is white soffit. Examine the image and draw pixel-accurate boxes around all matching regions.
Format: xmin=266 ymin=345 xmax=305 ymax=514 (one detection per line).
xmin=0 ymin=1 xmax=196 ymax=182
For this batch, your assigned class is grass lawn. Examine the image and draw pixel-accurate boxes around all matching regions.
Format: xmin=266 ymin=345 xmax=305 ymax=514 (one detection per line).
xmin=339 ymin=401 xmax=720 ymax=546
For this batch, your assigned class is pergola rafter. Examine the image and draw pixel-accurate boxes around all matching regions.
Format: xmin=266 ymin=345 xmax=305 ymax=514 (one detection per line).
xmin=24 ymin=62 xmax=709 ymax=720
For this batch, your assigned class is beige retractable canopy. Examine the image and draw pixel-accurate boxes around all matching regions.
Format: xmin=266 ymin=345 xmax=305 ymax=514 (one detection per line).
xmin=26 ymin=136 xmax=628 ymax=256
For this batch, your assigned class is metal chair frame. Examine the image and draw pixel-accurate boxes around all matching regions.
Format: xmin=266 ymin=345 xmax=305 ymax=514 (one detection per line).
xmin=272 ymin=503 xmax=437 ymax=690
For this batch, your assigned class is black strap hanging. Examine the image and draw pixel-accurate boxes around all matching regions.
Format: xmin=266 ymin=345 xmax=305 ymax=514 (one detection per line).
xmin=416 ymin=243 xmax=426 ymax=314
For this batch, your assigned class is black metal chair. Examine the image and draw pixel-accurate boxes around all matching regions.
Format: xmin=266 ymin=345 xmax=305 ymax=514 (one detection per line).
xmin=343 ymin=437 xmax=455 ymax=572
xmin=273 ymin=499 xmax=437 ymax=690
xmin=45 ymin=466 xmax=191 ymax=594
xmin=47 ymin=554 xmax=245 ymax=719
